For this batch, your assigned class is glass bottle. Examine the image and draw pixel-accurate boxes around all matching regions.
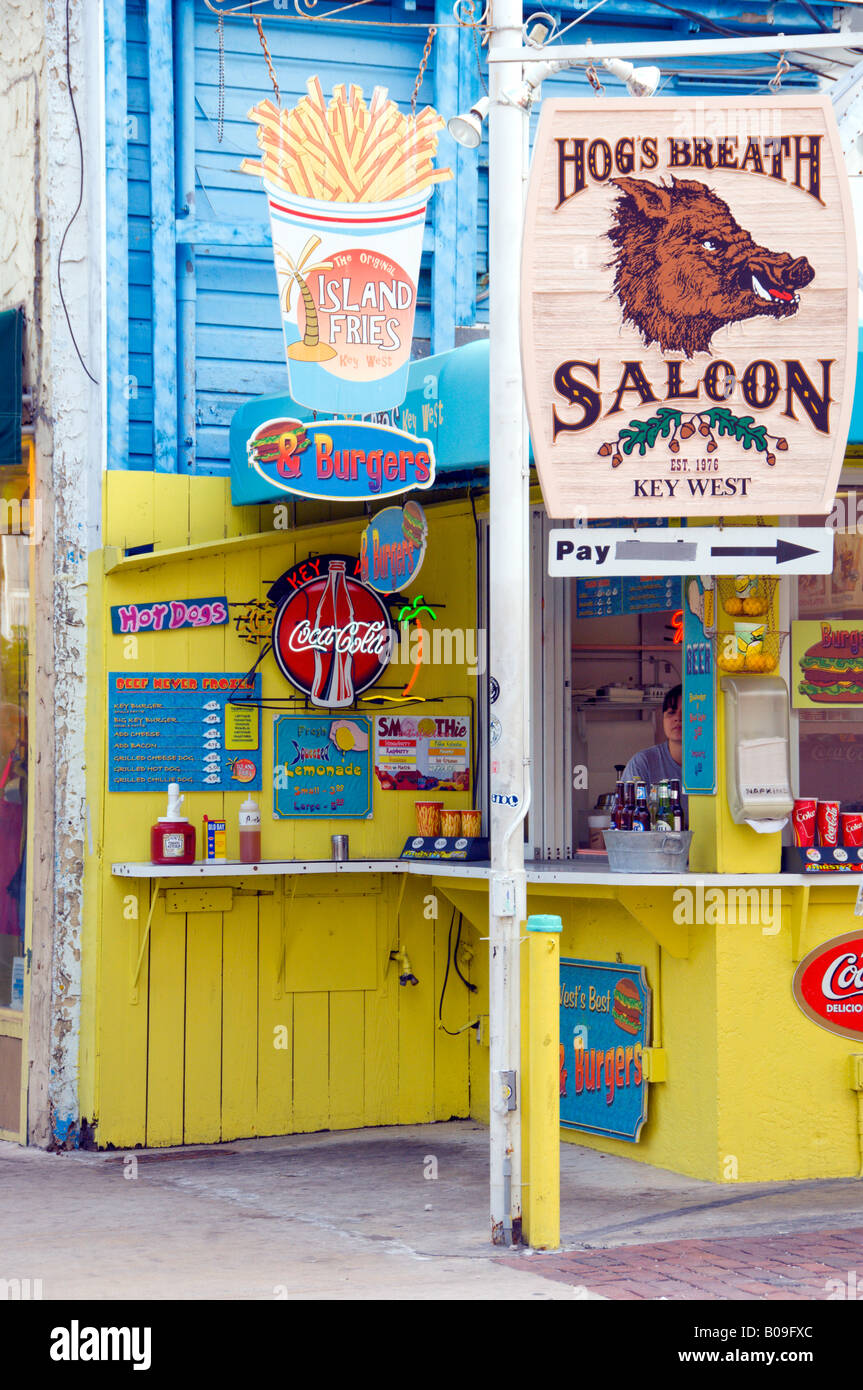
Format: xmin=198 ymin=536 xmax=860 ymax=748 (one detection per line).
xmin=632 ymin=782 xmax=651 ymax=831
xmin=670 ymin=779 xmax=684 ymax=832
xmin=655 ymin=779 xmax=673 ymax=831
xmin=611 ymin=780 xmax=626 ymax=830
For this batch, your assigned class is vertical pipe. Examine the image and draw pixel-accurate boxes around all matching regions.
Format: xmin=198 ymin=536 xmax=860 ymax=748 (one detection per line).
xmin=147 ymin=0 xmax=178 ymax=472
xmin=454 ymin=22 xmax=479 ymax=328
xmin=432 ymin=0 xmax=457 ymax=354
xmin=105 ymin=0 xmax=129 ymax=471
xmin=174 ymin=0 xmax=196 ymax=473
xmin=488 ymin=0 xmax=528 ymax=1245
xmin=526 ymin=915 xmax=562 ymax=1250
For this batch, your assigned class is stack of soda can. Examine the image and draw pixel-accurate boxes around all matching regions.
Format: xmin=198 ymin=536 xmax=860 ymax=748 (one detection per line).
xmin=791 ymin=799 xmax=863 ymax=849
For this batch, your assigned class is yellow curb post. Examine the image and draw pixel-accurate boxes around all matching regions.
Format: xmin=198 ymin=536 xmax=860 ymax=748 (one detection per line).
xmin=526 ymin=914 xmax=562 ymax=1250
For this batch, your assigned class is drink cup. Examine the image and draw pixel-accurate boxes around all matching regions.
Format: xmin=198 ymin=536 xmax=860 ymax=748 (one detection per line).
xmin=440 ymin=810 xmax=461 ymax=837
xmin=460 ymin=809 xmax=482 ymax=837
xmin=791 ymin=799 xmax=817 ymax=847
xmin=415 ymin=801 xmax=442 ymax=836
xmin=265 ymin=181 xmax=430 ymax=416
xmin=817 ymin=800 xmax=840 ymax=848
xmin=841 ymin=812 xmax=863 ymax=847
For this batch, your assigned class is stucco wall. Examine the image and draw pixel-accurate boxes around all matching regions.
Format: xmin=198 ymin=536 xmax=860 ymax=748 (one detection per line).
xmin=0 ymin=0 xmax=103 ymax=1145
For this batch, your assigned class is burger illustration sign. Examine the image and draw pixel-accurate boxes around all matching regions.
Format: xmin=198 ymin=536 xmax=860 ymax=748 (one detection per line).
xmin=792 ymin=620 xmax=863 ymax=708
xmin=559 ymin=958 xmax=652 ymax=1142
xmin=522 ymin=97 xmax=857 ymax=519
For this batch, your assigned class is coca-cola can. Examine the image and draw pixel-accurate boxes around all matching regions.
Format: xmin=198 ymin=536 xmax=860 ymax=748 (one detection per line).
xmin=817 ymin=801 xmax=840 ymax=848
xmin=791 ymin=799 xmax=817 ymax=848
xmin=841 ymin=812 xmax=863 ymax=847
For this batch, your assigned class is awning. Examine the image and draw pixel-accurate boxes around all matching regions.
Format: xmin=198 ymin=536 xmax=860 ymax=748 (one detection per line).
xmin=0 ymin=309 xmax=23 ymax=468
xmin=229 ymin=339 xmax=490 ymax=506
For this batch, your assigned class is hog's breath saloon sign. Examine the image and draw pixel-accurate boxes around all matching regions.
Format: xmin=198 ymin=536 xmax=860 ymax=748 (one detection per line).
xmin=521 ymin=98 xmax=857 ymax=518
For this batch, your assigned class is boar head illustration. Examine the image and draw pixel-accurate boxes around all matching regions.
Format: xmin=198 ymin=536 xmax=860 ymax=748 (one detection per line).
xmin=607 ymin=176 xmax=814 ymax=358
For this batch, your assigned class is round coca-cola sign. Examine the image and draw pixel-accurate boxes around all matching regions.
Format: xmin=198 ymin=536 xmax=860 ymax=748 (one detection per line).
xmin=270 ymin=556 xmax=395 ymax=708
xmin=792 ymin=932 xmax=863 ymax=1041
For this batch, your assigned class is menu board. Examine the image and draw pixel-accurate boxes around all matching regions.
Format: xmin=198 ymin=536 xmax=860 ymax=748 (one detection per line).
xmin=575 ymin=575 xmax=681 ymax=619
xmin=272 ymin=715 xmax=372 ymax=819
xmin=374 ymin=714 xmax=470 ymax=791
xmin=108 ymin=673 xmax=262 ymax=792
xmin=682 ymin=579 xmax=716 ymax=795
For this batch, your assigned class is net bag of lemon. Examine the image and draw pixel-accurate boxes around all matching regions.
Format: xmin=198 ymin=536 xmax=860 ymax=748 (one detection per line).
xmin=716 ymin=576 xmax=782 ymax=674
xmin=242 ymin=78 xmax=452 ymax=416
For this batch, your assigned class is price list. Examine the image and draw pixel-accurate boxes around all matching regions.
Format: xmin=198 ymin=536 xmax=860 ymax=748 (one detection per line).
xmin=108 ymin=672 xmax=262 ymax=792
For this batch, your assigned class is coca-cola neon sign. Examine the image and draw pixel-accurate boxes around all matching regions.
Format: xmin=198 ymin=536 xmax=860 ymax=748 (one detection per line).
xmin=792 ymin=932 xmax=863 ymax=1041
xmin=268 ymin=554 xmax=396 ymax=708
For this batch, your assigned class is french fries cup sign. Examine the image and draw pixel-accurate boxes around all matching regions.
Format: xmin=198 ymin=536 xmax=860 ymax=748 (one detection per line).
xmin=243 ymin=79 xmax=452 ymax=415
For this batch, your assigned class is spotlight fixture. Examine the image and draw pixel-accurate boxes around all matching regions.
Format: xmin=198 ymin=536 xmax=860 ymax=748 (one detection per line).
xmin=447 ymin=96 xmax=490 ymax=149
xmin=602 ymin=57 xmax=661 ymax=98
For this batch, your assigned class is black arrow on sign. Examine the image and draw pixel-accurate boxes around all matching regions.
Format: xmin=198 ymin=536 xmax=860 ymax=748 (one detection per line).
xmin=709 ymin=538 xmax=819 ymax=566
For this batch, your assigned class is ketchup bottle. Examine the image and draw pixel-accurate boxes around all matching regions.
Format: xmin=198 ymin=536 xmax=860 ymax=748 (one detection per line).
xmin=151 ymin=783 xmax=196 ymax=865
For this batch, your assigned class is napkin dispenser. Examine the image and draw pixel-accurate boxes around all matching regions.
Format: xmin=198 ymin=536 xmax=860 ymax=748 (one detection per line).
xmin=720 ymin=676 xmax=793 ymax=828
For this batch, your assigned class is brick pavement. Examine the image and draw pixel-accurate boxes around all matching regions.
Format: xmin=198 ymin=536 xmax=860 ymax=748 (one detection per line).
xmin=503 ymin=1228 xmax=863 ymax=1300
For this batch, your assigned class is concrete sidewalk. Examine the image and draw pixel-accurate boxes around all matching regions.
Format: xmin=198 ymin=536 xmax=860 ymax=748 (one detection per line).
xmin=1 ymin=1121 xmax=861 ymax=1299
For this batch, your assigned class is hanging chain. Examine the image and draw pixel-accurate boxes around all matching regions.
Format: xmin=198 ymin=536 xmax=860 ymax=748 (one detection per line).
xmin=411 ymin=26 xmax=437 ymax=118
xmin=454 ymin=0 xmax=488 ymax=96
xmin=217 ymin=12 xmax=225 ymax=142
xmin=254 ymin=14 xmax=281 ymax=106
xmin=769 ymin=52 xmax=790 ymax=92
xmin=585 ymin=64 xmax=604 ymax=96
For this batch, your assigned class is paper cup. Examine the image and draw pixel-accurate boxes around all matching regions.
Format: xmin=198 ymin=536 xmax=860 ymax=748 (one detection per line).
xmin=440 ymin=810 xmax=461 ymax=837
xmin=734 ymin=621 xmax=765 ymax=656
xmin=415 ymin=801 xmax=442 ymax=836
xmin=460 ymin=809 xmax=481 ymax=837
xmin=265 ymin=182 xmax=430 ymax=416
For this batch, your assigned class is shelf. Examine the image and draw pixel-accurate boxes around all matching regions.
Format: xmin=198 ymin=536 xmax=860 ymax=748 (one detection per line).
xmin=110 ymin=857 xmax=839 ymax=888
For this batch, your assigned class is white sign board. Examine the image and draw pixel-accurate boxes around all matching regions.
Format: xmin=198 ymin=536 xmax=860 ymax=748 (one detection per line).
xmin=548 ymin=527 xmax=834 ymax=577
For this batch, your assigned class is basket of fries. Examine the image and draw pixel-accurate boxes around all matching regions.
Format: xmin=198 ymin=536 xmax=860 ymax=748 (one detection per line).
xmin=242 ymin=79 xmax=452 ymax=415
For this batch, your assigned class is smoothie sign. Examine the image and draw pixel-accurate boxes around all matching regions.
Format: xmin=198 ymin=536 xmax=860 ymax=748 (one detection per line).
xmin=559 ymin=958 xmax=651 ymax=1142
xmin=522 ymin=98 xmax=857 ymax=518
xmin=242 ymin=78 xmax=451 ymax=415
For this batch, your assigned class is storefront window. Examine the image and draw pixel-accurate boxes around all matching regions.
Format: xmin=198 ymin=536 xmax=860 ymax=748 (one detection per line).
xmin=0 ymin=470 xmax=29 ymax=1010
xmin=796 ymin=501 xmax=863 ymax=805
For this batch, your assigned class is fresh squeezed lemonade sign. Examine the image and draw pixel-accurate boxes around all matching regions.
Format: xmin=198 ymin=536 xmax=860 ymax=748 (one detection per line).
xmin=243 ymin=79 xmax=452 ymax=415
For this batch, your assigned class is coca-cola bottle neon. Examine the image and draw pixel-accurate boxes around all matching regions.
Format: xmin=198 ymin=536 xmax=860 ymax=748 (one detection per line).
xmin=311 ymin=561 xmax=355 ymax=707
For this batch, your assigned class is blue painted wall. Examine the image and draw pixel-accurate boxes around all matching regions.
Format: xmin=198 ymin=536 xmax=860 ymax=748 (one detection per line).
xmin=108 ymin=0 xmax=837 ymax=474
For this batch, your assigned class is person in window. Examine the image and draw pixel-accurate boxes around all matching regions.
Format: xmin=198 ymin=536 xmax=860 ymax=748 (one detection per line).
xmin=621 ymin=684 xmax=688 ymax=821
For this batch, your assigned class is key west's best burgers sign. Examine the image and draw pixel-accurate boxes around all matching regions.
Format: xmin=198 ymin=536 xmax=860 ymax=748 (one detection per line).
xmin=521 ymin=98 xmax=857 ymax=518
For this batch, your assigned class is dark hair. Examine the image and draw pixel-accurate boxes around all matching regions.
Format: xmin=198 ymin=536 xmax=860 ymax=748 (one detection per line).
xmin=662 ymin=684 xmax=682 ymax=714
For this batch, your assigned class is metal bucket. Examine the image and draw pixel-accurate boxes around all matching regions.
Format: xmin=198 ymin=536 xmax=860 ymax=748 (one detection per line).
xmin=602 ymin=829 xmax=693 ymax=874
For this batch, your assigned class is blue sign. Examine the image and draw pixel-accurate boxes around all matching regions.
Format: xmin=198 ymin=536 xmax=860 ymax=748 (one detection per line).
xmin=683 ymin=578 xmax=717 ymax=794
xmin=360 ymin=503 xmax=427 ymax=594
xmin=108 ymin=672 xmax=262 ymax=792
xmin=559 ymin=958 xmax=651 ymax=1143
xmin=273 ymin=715 xmax=372 ymax=819
xmin=242 ymin=416 xmax=434 ymax=504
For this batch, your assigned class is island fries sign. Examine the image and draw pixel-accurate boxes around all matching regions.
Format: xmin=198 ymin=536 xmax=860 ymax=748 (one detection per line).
xmin=521 ymin=97 xmax=857 ymax=518
xmin=242 ymin=78 xmax=452 ymax=416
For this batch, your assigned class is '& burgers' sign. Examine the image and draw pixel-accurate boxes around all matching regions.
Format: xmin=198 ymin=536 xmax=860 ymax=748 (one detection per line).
xmin=521 ymin=97 xmax=857 ymax=518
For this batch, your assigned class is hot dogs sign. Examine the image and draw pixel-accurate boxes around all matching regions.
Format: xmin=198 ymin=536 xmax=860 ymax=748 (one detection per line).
xmin=522 ymin=98 xmax=857 ymax=518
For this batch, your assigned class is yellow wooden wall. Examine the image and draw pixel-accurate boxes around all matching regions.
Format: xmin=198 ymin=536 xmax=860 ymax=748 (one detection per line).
xmin=83 ymin=474 xmax=486 ymax=1148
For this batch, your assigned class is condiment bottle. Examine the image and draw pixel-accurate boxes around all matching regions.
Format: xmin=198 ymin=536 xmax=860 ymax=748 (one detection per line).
xmin=151 ymin=783 xmax=196 ymax=865
xmin=239 ymin=796 xmax=261 ymax=864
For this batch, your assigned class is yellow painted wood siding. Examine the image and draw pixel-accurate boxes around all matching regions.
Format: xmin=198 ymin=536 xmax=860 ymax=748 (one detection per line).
xmin=88 ymin=475 xmax=482 ymax=1147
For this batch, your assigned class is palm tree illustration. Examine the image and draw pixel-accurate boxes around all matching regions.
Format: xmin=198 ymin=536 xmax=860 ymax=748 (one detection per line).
xmin=275 ymin=234 xmax=338 ymax=363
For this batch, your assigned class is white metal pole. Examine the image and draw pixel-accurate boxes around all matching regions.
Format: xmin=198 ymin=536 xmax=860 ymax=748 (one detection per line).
xmin=488 ymin=28 xmax=853 ymax=64
xmin=488 ymin=0 xmax=530 ymax=1246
